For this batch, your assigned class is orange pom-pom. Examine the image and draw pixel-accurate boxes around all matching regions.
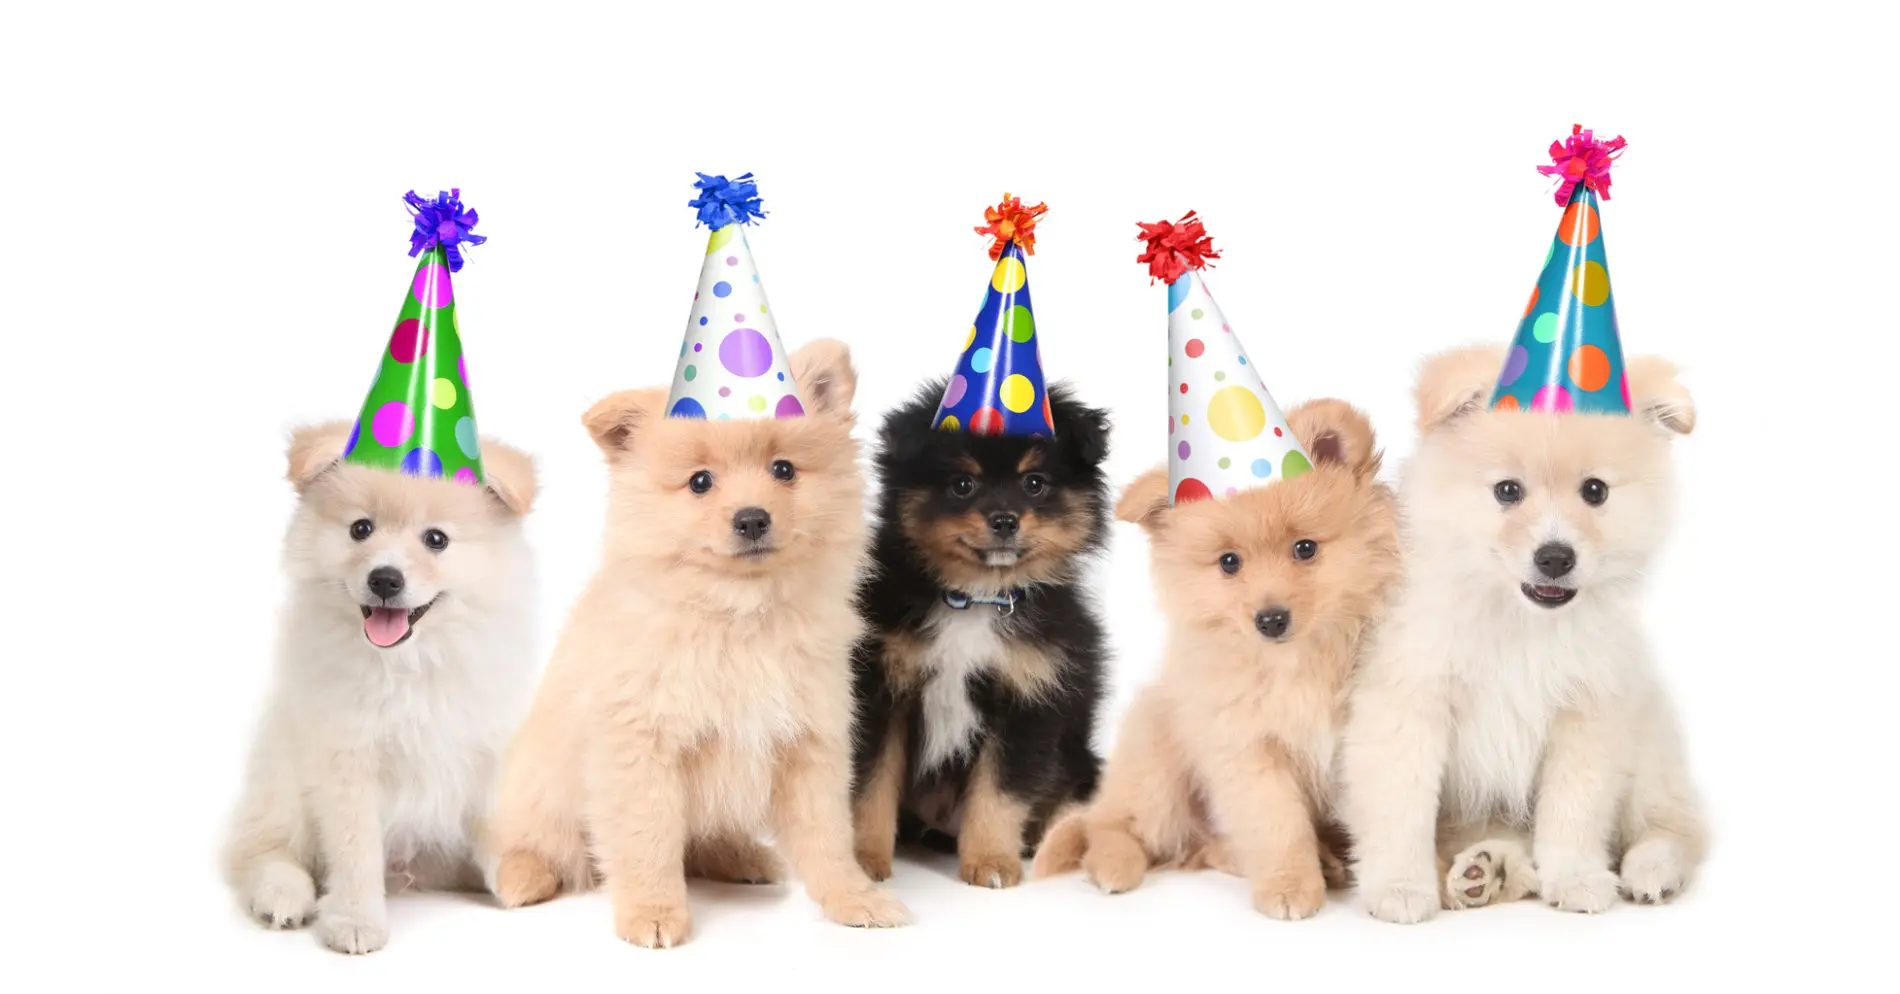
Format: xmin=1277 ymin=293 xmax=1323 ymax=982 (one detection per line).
xmin=975 ymin=194 xmax=1049 ymax=260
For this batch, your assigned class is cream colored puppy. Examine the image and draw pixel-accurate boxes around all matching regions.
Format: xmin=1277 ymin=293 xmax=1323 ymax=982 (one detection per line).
xmin=1338 ymin=345 xmax=1707 ymax=923
xmin=484 ymin=339 xmax=908 ymax=947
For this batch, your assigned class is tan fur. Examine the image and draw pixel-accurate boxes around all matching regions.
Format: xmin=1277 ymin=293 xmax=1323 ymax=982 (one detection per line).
xmin=957 ymin=747 xmax=1033 ymax=888
xmin=482 ymin=340 xmax=908 ymax=946
xmin=850 ymin=718 xmax=907 ymax=881
xmin=1031 ymin=399 xmax=1400 ymax=921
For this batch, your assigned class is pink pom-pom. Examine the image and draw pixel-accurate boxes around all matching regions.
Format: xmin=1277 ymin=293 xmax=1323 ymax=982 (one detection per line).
xmin=1536 ymin=124 xmax=1628 ymax=206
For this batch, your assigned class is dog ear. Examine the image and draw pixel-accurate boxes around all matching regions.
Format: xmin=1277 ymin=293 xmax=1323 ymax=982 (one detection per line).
xmin=477 ymin=438 xmax=539 ymax=516
xmin=1416 ymin=345 xmax=1507 ymax=433
xmin=285 ymin=421 xmax=354 ymax=493
xmin=582 ymin=388 xmax=665 ymax=456
xmin=1115 ymin=466 xmax=1172 ymax=531
xmin=1287 ymin=398 xmax=1382 ymax=481
xmin=1625 ymin=354 xmax=1696 ymax=436
xmin=1056 ymin=391 xmax=1112 ymax=469
xmin=789 ymin=338 xmax=857 ymax=416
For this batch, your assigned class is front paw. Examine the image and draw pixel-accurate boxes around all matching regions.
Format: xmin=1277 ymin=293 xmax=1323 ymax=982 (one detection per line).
xmin=959 ymin=850 xmax=1024 ymax=889
xmin=244 ymin=864 xmax=315 ymax=930
xmin=820 ymin=887 xmax=911 ymax=928
xmin=1252 ymin=868 xmax=1326 ymax=921
xmin=614 ymin=901 xmax=693 ymax=949
xmin=315 ymin=894 xmax=388 ymax=954
xmin=1360 ymin=877 xmax=1439 ymax=924
xmin=1544 ymin=868 xmax=1620 ymax=914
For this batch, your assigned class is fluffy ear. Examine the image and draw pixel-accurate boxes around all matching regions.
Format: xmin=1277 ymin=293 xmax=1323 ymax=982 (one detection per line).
xmin=1625 ymin=354 xmax=1696 ymax=436
xmin=1415 ymin=345 xmax=1507 ymax=433
xmin=478 ymin=438 xmax=538 ymax=516
xmin=1115 ymin=466 xmax=1172 ymax=531
xmin=582 ymin=388 xmax=666 ymax=456
xmin=1286 ymin=398 xmax=1381 ymax=481
xmin=1051 ymin=386 xmax=1111 ymax=469
xmin=285 ymin=421 xmax=353 ymax=493
xmin=789 ymin=338 xmax=857 ymax=416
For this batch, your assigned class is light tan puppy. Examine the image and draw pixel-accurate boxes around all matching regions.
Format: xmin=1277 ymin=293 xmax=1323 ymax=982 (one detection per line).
xmin=1032 ymin=400 xmax=1399 ymax=919
xmin=1338 ymin=346 xmax=1706 ymax=923
xmin=482 ymin=339 xmax=908 ymax=947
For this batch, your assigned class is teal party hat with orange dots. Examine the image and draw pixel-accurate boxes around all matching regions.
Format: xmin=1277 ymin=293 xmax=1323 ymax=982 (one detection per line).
xmin=1491 ymin=125 xmax=1633 ymax=415
xmin=341 ymin=189 xmax=488 ymax=484
xmin=931 ymin=195 xmax=1056 ymax=436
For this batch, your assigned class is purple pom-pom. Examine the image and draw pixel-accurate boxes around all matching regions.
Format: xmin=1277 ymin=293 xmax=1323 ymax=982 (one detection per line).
xmin=688 ymin=172 xmax=766 ymax=231
xmin=404 ymin=188 xmax=486 ymax=272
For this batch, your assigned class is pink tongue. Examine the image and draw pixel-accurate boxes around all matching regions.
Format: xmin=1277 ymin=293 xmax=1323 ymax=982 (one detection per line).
xmin=365 ymin=607 xmax=410 ymax=647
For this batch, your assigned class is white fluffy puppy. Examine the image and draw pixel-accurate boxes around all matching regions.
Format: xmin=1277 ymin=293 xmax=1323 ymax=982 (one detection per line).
xmin=221 ymin=421 xmax=538 ymax=953
xmin=1339 ymin=346 xmax=1707 ymax=923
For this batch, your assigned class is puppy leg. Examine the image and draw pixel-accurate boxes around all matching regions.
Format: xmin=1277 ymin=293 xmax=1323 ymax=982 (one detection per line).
xmin=1206 ymin=741 xmax=1326 ymax=921
xmin=1442 ymin=822 xmax=1537 ymax=910
xmin=1532 ymin=704 xmax=1629 ymax=914
xmin=771 ymin=730 xmax=910 ymax=928
xmin=306 ymin=749 xmax=388 ymax=954
xmin=486 ymin=685 xmax=591 ymax=908
xmin=1337 ymin=651 xmax=1451 ymax=924
xmin=851 ymin=715 xmax=906 ymax=882
xmin=223 ymin=766 xmax=317 ymax=930
xmin=686 ymin=834 xmax=784 ymax=885
xmin=586 ymin=732 xmax=692 ymax=949
xmin=1085 ymin=699 xmax=1200 ymax=893
xmin=1617 ymin=723 xmax=1707 ymax=905
xmin=957 ymin=745 xmax=1033 ymax=889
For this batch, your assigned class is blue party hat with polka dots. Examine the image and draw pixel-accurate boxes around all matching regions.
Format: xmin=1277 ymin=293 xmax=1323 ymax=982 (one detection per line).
xmin=1490 ymin=126 xmax=1632 ymax=415
xmin=930 ymin=195 xmax=1056 ymax=436
xmin=1138 ymin=212 xmax=1309 ymax=506
xmin=665 ymin=172 xmax=808 ymax=421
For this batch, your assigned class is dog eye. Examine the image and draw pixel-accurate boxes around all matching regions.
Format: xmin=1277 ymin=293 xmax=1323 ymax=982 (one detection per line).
xmin=1580 ymin=478 xmax=1608 ymax=506
xmin=1022 ymin=473 xmax=1050 ymax=498
xmin=1493 ymin=480 xmax=1524 ymax=506
xmin=949 ymin=475 xmax=977 ymax=498
xmin=1219 ymin=552 xmax=1242 ymax=575
xmin=349 ymin=519 xmax=374 ymax=542
xmin=422 ymin=528 xmax=450 ymax=552
xmin=772 ymin=460 xmax=796 ymax=483
xmin=1292 ymin=539 xmax=1318 ymax=561
xmin=689 ymin=470 xmax=715 ymax=494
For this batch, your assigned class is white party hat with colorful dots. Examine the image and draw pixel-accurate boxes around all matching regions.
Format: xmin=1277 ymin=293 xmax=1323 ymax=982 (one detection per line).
xmin=1138 ymin=213 xmax=1311 ymax=505
xmin=664 ymin=172 xmax=808 ymax=421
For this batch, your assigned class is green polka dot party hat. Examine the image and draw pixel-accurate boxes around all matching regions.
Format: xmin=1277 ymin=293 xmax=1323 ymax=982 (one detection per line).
xmin=665 ymin=172 xmax=807 ymax=420
xmin=930 ymin=194 xmax=1056 ymax=436
xmin=1137 ymin=212 xmax=1310 ymax=506
xmin=1490 ymin=124 xmax=1632 ymax=415
xmin=342 ymin=189 xmax=487 ymax=484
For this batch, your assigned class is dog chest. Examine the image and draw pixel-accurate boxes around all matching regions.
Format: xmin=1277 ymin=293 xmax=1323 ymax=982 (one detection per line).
xmin=913 ymin=604 xmax=1010 ymax=772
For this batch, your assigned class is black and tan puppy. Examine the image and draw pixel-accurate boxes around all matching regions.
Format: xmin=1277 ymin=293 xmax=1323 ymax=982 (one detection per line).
xmin=849 ymin=379 xmax=1112 ymax=889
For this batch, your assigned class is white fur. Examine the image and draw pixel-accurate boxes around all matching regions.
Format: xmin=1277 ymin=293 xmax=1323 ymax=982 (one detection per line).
xmin=915 ymin=602 xmax=1007 ymax=772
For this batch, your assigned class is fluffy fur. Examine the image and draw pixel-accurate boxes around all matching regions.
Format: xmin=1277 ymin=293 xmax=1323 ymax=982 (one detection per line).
xmin=221 ymin=424 xmax=540 ymax=954
xmin=849 ymin=380 xmax=1112 ymax=889
xmin=1032 ymin=399 xmax=1400 ymax=920
xmin=1337 ymin=345 xmax=1707 ymax=923
xmin=482 ymin=339 xmax=908 ymax=947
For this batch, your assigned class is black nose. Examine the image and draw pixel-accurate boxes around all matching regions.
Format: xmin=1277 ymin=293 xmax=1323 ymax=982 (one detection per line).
xmin=367 ymin=566 xmax=405 ymax=601
xmin=732 ymin=507 xmax=772 ymax=541
xmin=989 ymin=512 xmax=1020 ymax=538
xmin=1533 ymin=542 xmax=1576 ymax=579
xmin=1255 ymin=606 xmax=1291 ymax=640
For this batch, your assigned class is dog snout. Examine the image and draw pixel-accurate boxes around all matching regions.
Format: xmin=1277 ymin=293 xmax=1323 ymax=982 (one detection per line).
xmin=988 ymin=511 xmax=1020 ymax=539
xmin=367 ymin=566 xmax=406 ymax=601
xmin=1533 ymin=542 xmax=1576 ymax=579
xmin=732 ymin=507 xmax=773 ymax=542
xmin=1254 ymin=606 xmax=1292 ymax=640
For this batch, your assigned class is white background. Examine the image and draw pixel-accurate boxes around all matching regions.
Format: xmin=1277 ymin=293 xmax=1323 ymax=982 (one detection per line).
xmin=4 ymin=1 xmax=1893 ymax=989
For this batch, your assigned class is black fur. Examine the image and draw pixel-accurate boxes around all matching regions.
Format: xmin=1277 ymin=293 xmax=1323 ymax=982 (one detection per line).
xmin=850 ymin=378 xmax=1112 ymax=857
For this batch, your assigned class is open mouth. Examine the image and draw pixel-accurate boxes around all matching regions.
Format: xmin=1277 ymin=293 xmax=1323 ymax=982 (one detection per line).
xmin=360 ymin=597 xmax=438 ymax=647
xmin=1520 ymin=584 xmax=1577 ymax=608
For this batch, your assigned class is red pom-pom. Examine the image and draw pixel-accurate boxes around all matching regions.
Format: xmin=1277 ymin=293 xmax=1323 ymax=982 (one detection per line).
xmin=1536 ymin=124 xmax=1628 ymax=207
xmin=975 ymin=194 xmax=1048 ymax=260
xmin=1135 ymin=211 xmax=1220 ymax=285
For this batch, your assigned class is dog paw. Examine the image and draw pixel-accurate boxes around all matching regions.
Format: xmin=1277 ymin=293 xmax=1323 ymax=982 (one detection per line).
xmin=493 ymin=850 xmax=561 ymax=908
xmin=245 ymin=864 xmax=316 ymax=929
xmin=1081 ymin=833 xmax=1148 ymax=895
xmin=614 ymin=902 xmax=693 ymax=949
xmin=1361 ymin=878 xmax=1439 ymax=924
xmin=1446 ymin=847 xmax=1504 ymax=909
xmin=1252 ymin=869 xmax=1326 ymax=921
xmin=959 ymin=851 xmax=1024 ymax=889
xmin=1618 ymin=840 xmax=1685 ymax=905
xmin=1544 ymin=868 xmax=1620 ymax=914
xmin=687 ymin=837 xmax=783 ymax=885
xmin=315 ymin=895 xmax=388 ymax=955
xmin=855 ymin=846 xmax=894 ymax=882
xmin=820 ymin=887 xmax=911 ymax=928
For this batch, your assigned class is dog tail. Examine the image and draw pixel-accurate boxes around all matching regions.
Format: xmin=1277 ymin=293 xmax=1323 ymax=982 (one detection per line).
xmin=1030 ymin=811 xmax=1089 ymax=878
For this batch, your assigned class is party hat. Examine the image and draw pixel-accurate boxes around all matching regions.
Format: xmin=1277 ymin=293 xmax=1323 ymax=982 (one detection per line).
xmin=665 ymin=172 xmax=807 ymax=420
xmin=1490 ymin=125 xmax=1632 ymax=415
xmin=1137 ymin=212 xmax=1310 ymax=506
xmin=342 ymin=189 xmax=488 ymax=484
xmin=930 ymin=195 xmax=1056 ymax=436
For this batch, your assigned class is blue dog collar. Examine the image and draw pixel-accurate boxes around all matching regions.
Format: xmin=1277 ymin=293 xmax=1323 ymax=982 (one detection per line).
xmin=942 ymin=588 xmax=1020 ymax=614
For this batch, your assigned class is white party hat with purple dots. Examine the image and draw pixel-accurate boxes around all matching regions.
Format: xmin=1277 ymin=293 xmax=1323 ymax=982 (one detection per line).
xmin=664 ymin=172 xmax=807 ymax=421
xmin=1138 ymin=213 xmax=1311 ymax=506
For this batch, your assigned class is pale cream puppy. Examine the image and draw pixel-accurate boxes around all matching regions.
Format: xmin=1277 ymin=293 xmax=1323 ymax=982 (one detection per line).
xmin=483 ymin=339 xmax=909 ymax=947
xmin=1338 ymin=345 xmax=1707 ymax=923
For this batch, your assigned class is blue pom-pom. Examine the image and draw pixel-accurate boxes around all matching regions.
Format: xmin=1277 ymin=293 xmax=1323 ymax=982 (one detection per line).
xmin=405 ymin=188 xmax=487 ymax=272
xmin=688 ymin=172 xmax=766 ymax=231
